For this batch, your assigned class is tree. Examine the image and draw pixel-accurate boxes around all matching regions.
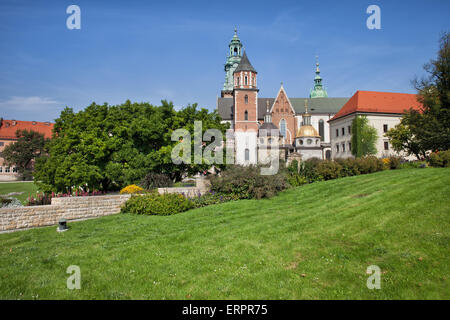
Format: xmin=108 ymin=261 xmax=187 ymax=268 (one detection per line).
xmin=34 ymin=100 xmax=229 ymax=193
xmin=385 ymin=115 xmax=426 ymax=159
xmin=387 ymin=32 xmax=450 ymax=157
xmin=2 ymin=130 xmax=50 ymax=180
xmin=351 ymin=115 xmax=378 ymax=158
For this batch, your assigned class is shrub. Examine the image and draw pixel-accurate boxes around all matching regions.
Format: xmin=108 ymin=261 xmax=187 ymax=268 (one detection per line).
xmin=335 ymin=158 xmax=360 ymax=176
xmin=299 ymin=158 xmax=323 ymax=183
xmin=209 ymin=165 xmax=289 ymax=199
xmin=121 ymin=193 xmax=193 ymax=215
xmin=140 ymin=172 xmax=173 ymax=189
xmin=120 ymin=184 xmax=144 ymax=194
xmin=387 ymin=156 xmax=402 ymax=169
xmin=355 ymin=156 xmax=384 ymax=174
xmin=428 ymin=150 xmax=450 ymax=167
xmin=316 ymin=160 xmax=343 ymax=180
xmin=190 ymin=192 xmax=239 ymax=208
xmin=399 ymin=161 xmax=427 ymax=169
xmin=286 ymin=160 xmax=308 ymax=187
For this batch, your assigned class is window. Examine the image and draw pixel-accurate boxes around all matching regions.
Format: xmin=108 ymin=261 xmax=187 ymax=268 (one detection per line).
xmin=5 ymin=167 xmax=10 ymax=173
xmin=0 ymin=167 xmax=2 ymax=173
xmin=342 ymin=143 xmax=346 ymax=152
xmin=307 ymin=139 xmax=312 ymax=145
xmin=319 ymin=119 xmax=324 ymax=141
xmin=245 ymin=148 xmax=249 ymax=161
xmin=336 ymin=144 xmax=339 ymax=153
xmin=336 ymin=129 xmax=339 ymax=137
xmin=236 ymin=77 xmax=240 ymax=86
xmin=244 ymin=95 xmax=248 ymax=104
xmin=12 ymin=167 xmax=18 ymax=173
xmin=384 ymin=141 xmax=389 ymax=150
xmin=268 ymin=138 xmax=273 ymax=144
xmin=234 ymin=47 xmax=238 ymax=56
xmin=348 ymin=142 xmax=352 ymax=152
xmin=245 ymin=76 xmax=248 ymax=85
xmin=342 ymin=127 xmax=345 ymax=136
xmin=244 ymin=110 xmax=248 ymax=121
xmin=348 ymin=126 xmax=351 ymax=134
xmin=383 ymin=124 xmax=388 ymax=133
xmin=279 ymin=119 xmax=286 ymax=137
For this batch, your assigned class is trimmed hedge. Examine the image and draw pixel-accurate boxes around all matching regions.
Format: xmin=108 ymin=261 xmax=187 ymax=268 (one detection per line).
xmin=121 ymin=193 xmax=193 ymax=216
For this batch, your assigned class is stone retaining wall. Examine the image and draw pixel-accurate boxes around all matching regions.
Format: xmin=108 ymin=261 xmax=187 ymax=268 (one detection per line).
xmin=0 ymin=194 xmax=131 ymax=232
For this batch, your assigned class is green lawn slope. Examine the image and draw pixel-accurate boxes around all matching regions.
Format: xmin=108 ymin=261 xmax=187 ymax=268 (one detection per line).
xmin=0 ymin=168 xmax=449 ymax=299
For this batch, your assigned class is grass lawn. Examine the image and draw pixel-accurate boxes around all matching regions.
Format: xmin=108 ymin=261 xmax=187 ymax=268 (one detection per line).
xmin=0 ymin=168 xmax=449 ymax=299
xmin=0 ymin=182 xmax=38 ymax=204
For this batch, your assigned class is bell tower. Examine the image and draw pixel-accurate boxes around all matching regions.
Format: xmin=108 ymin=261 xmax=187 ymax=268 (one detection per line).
xmin=233 ymin=51 xmax=259 ymax=164
xmin=222 ymin=28 xmax=243 ymax=98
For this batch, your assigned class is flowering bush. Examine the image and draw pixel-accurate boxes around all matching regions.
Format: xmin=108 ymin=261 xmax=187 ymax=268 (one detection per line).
xmin=120 ymin=184 xmax=144 ymax=194
xmin=26 ymin=193 xmax=52 ymax=206
xmin=26 ymin=190 xmax=106 ymax=206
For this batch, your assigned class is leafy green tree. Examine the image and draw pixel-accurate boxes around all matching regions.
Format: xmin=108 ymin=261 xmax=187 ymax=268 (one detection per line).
xmin=387 ymin=32 xmax=450 ymax=157
xmin=351 ymin=115 xmax=378 ymax=158
xmin=385 ymin=117 xmax=426 ymax=159
xmin=2 ymin=130 xmax=49 ymax=180
xmin=34 ymin=100 xmax=229 ymax=193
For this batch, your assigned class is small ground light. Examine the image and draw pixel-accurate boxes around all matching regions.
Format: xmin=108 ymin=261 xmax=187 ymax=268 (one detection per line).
xmin=57 ymin=218 xmax=68 ymax=232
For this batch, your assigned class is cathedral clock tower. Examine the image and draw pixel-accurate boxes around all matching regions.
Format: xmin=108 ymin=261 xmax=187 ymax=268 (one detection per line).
xmin=233 ymin=51 xmax=259 ymax=164
xmin=221 ymin=28 xmax=243 ymax=98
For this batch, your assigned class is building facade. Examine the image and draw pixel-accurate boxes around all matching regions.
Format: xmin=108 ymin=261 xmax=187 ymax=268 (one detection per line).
xmin=328 ymin=91 xmax=422 ymax=160
xmin=0 ymin=119 xmax=53 ymax=181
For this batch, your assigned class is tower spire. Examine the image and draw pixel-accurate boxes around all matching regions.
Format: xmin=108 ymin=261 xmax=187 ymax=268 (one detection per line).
xmin=309 ymin=56 xmax=328 ymax=98
xmin=221 ymin=28 xmax=244 ymax=97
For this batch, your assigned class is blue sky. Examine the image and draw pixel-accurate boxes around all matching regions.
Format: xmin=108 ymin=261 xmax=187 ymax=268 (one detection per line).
xmin=0 ymin=0 xmax=449 ymax=121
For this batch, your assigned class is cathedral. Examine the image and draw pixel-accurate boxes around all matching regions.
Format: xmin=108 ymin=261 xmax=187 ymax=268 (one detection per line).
xmin=217 ymin=29 xmax=349 ymax=164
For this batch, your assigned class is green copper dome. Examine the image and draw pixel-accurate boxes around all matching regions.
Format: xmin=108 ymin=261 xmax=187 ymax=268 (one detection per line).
xmin=222 ymin=28 xmax=243 ymax=92
xmin=309 ymin=59 xmax=328 ymax=99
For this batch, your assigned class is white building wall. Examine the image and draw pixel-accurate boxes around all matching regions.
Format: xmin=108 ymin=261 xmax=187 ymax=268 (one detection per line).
xmin=329 ymin=113 xmax=416 ymax=160
xmin=234 ymin=131 xmax=258 ymax=165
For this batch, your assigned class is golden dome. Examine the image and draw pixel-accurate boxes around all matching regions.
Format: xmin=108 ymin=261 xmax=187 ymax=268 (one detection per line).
xmin=296 ymin=125 xmax=321 ymax=138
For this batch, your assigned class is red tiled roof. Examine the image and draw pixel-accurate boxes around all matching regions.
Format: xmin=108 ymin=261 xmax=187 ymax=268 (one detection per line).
xmin=329 ymin=91 xmax=422 ymax=122
xmin=0 ymin=119 xmax=54 ymax=140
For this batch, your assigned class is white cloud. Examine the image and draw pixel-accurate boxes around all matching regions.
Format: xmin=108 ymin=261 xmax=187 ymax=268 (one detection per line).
xmin=0 ymin=96 xmax=61 ymax=121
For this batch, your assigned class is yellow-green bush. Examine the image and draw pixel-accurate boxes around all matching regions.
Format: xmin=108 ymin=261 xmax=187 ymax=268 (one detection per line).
xmin=121 ymin=193 xmax=193 ymax=215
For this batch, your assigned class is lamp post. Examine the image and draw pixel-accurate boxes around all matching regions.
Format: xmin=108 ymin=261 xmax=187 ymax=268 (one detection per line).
xmin=58 ymin=218 xmax=68 ymax=232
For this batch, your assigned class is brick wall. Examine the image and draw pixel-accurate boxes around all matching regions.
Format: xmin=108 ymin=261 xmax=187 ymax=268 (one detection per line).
xmin=0 ymin=194 xmax=131 ymax=232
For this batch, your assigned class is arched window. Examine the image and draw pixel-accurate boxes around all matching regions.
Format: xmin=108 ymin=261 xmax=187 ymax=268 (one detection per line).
xmin=279 ymin=119 xmax=286 ymax=137
xmin=244 ymin=95 xmax=248 ymax=104
xmin=319 ymin=119 xmax=324 ymax=141
xmin=244 ymin=110 xmax=248 ymax=121
xmin=234 ymin=47 xmax=238 ymax=56
xmin=245 ymin=76 xmax=248 ymax=85
xmin=245 ymin=148 xmax=250 ymax=161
